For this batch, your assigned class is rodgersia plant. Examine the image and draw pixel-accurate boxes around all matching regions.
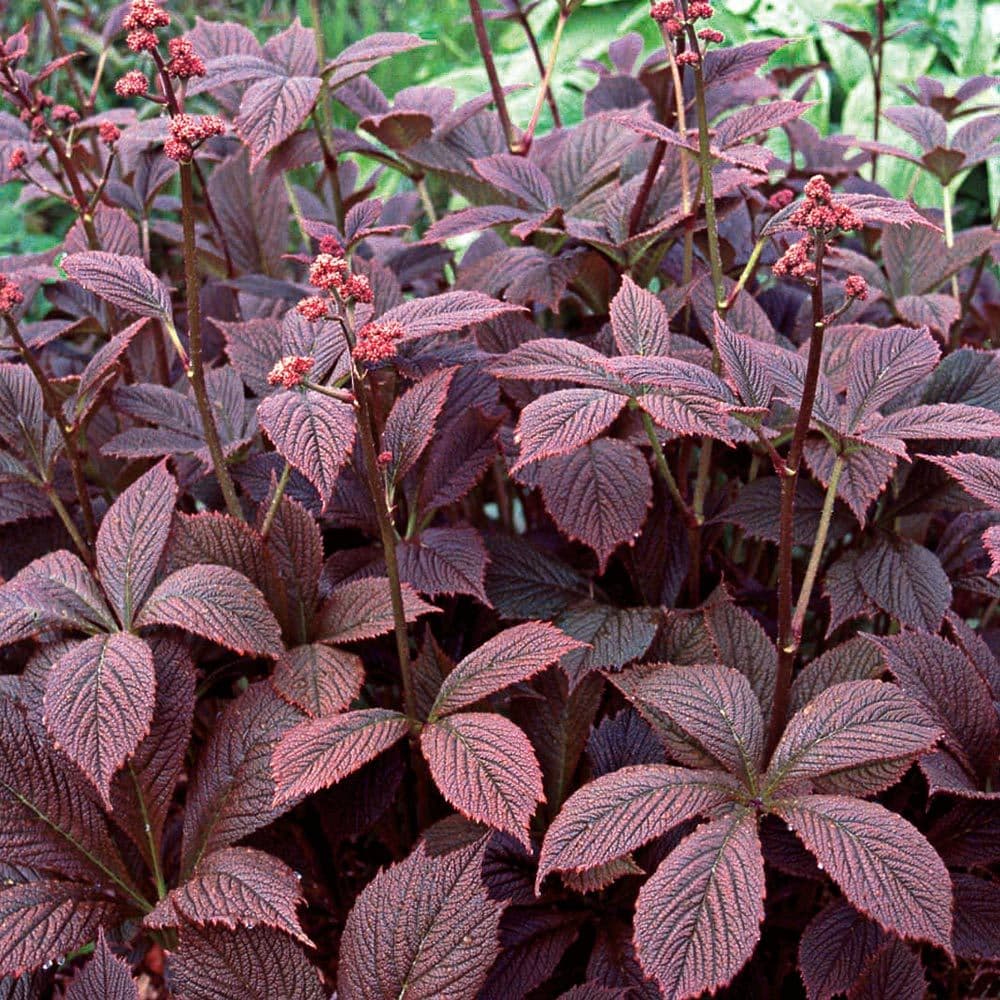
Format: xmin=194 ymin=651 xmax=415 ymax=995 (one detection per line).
xmin=0 ymin=0 xmax=998 ymax=996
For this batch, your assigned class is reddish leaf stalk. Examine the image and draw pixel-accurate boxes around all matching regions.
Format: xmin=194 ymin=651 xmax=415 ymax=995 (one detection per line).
xmin=870 ymin=0 xmax=885 ymax=182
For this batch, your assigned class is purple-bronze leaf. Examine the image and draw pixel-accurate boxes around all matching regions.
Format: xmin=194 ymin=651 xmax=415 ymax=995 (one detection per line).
xmin=257 ymin=389 xmax=355 ymax=505
xmin=491 ymin=338 xmax=622 ymax=390
xmin=337 ymin=838 xmax=503 ymax=1000
xmin=951 ymin=872 xmax=1000 ymax=962
xmin=167 ymin=925 xmax=324 ymax=1000
xmin=764 ymin=680 xmax=940 ymax=798
xmin=65 ymin=929 xmax=139 ymax=1000
xmin=610 ymin=275 xmax=670 ymax=357
xmin=396 ymin=526 xmax=491 ymax=605
xmin=42 ymin=633 xmax=155 ymax=808
xmin=235 ymin=75 xmax=322 ymax=167
xmin=378 ymin=291 xmax=524 ymax=341
xmin=848 ymin=939 xmax=927 ymax=1000
xmin=146 ymin=846 xmax=309 ymax=944
xmin=96 ymin=461 xmax=177 ymax=628
xmin=421 ymin=712 xmax=544 ymax=849
xmin=634 ymin=810 xmax=764 ymax=1000
xmin=772 ymin=795 xmax=952 ymax=952
xmin=271 ymin=708 xmax=409 ymax=805
xmin=382 ymin=367 xmax=456 ymax=483
xmin=536 ymin=765 xmax=740 ymax=892
xmin=135 ymin=564 xmax=284 ymax=657
xmin=62 ymin=252 xmax=172 ymax=320
xmin=798 ymin=899 xmax=888 ymax=1000
xmin=271 ymin=643 xmax=364 ymax=717
xmin=430 ymin=621 xmax=584 ymax=720
xmin=313 ymin=577 xmax=437 ymax=644
xmin=922 ymin=452 xmax=1000 ymax=509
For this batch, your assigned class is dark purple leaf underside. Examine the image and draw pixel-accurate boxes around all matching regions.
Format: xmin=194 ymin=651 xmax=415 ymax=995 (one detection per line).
xmin=396 ymin=526 xmax=491 ymax=605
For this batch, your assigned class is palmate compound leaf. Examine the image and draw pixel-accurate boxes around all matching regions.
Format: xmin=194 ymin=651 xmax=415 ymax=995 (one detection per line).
xmin=312 ymin=577 xmax=438 ymax=644
xmin=61 ymin=252 xmax=171 ymax=320
xmin=337 ymin=837 xmax=503 ymax=1000
xmin=381 ymin=366 xmax=456 ymax=483
xmin=610 ymin=275 xmax=671 ymax=357
xmin=764 ymin=680 xmax=941 ymax=799
xmin=0 ymin=880 xmax=126 ymax=979
xmin=511 ymin=389 xmax=626 ymax=471
xmin=42 ymin=634 xmax=155 ymax=808
xmin=167 ymin=925 xmax=324 ymax=1000
xmin=377 ymin=291 xmax=524 ymax=342
xmin=634 ymin=810 xmax=764 ymax=1000
xmin=95 ymin=461 xmax=177 ymax=628
xmin=536 ymin=765 xmax=741 ymax=892
xmin=772 ymin=795 xmax=953 ymax=952
xmin=257 ymin=388 xmax=356 ymax=506
xmin=536 ymin=438 xmax=652 ymax=573
xmin=65 ymin=929 xmax=139 ymax=1000
xmin=421 ymin=713 xmax=544 ymax=849
xmin=146 ymin=847 xmax=309 ymax=945
xmin=270 ymin=643 xmax=364 ymax=718
xmin=270 ymin=708 xmax=410 ymax=805
xmin=429 ymin=621 xmax=585 ymax=720
xmin=135 ymin=564 xmax=283 ymax=657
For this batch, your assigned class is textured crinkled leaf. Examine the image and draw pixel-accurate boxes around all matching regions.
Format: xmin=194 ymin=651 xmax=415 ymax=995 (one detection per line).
xmin=923 ymin=452 xmax=1000 ymax=509
xmin=798 ymin=899 xmax=887 ymax=1000
xmin=257 ymin=389 xmax=355 ymax=505
xmin=883 ymin=105 xmax=947 ymax=152
xmin=215 ymin=318 xmax=282 ymax=397
xmin=96 ymin=461 xmax=176 ymax=628
xmin=166 ymin=513 xmax=269 ymax=595
xmin=235 ymin=75 xmax=321 ymax=167
xmin=472 ymin=154 xmax=555 ymax=210
xmin=71 ymin=320 xmax=147 ymax=423
xmin=860 ymin=402 xmax=1000 ymax=447
xmin=537 ymin=765 xmax=739 ymax=891
xmin=789 ymin=638 xmax=884 ymax=716
xmin=313 ymin=577 xmax=436 ymax=644
xmin=147 ymin=847 xmax=308 ymax=944
xmin=0 ymin=880 xmax=125 ymax=979
xmin=773 ymin=795 xmax=952 ymax=951
xmin=610 ymin=276 xmax=670 ymax=357
xmin=423 ymin=204 xmax=532 ymax=243
xmin=895 ymin=294 xmax=960 ymax=339
xmin=42 ymin=634 xmax=155 ymax=807
xmin=136 ymin=564 xmax=283 ymax=657
xmin=62 ymin=252 xmax=171 ymax=320
xmin=0 ymin=364 xmax=44 ymax=457
xmin=324 ymin=32 xmax=429 ymax=86
xmin=396 ymin=526 xmax=490 ymax=604
xmin=382 ymin=367 xmax=456 ymax=482
xmin=168 ymin=924 xmax=324 ymax=1000
xmin=65 ymin=929 xmax=139 ymax=1000
xmin=951 ymin=872 xmax=1000 ymax=962
xmin=555 ymin=603 xmax=658 ymax=690
xmin=714 ymin=99 xmax=812 ymax=146
xmin=513 ymin=389 xmax=625 ymax=471
xmin=848 ymin=939 xmax=927 ymax=1000
xmin=491 ymin=338 xmax=622 ymax=390
xmin=765 ymin=680 xmax=939 ymax=797
xmin=271 ymin=708 xmax=409 ymax=805
xmin=378 ymin=291 xmax=523 ymax=341
xmin=634 ymin=811 xmax=764 ymax=1000
xmin=338 ymin=838 xmax=502 ymax=1000
xmin=182 ymin=683 xmax=303 ymax=873
xmin=713 ymin=317 xmax=774 ymax=410
xmin=805 ymin=439 xmax=896 ymax=527
xmin=271 ymin=643 xmax=363 ymax=717
xmin=537 ymin=439 xmax=651 ymax=572
xmin=421 ymin=713 xmax=543 ymax=848
xmin=834 ymin=194 xmax=933 ymax=230
xmin=854 ymin=537 xmax=950 ymax=632
xmin=483 ymin=535 xmax=589 ymax=620
xmin=431 ymin=621 xmax=584 ymax=719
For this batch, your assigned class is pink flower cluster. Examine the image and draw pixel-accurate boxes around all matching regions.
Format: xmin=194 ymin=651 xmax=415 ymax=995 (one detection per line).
xmin=267 ymin=355 xmax=315 ymax=390
xmin=773 ymin=235 xmax=816 ymax=281
xmin=295 ymin=296 xmax=330 ymax=322
xmin=115 ymin=70 xmax=149 ymax=98
xmin=787 ymin=175 xmax=862 ymax=234
xmin=164 ymin=114 xmax=226 ymax=162
xmin=0 ymin=274 xmax=24 ymax=313
xmin=99 ymin=121 xmax=121 ymax=145
xmin=303 ymin=252 xmax=374 ymax=310
xmin=166 ymin=37 xmax=205 ymax=79
xmin=353 ymin=319 xmax=404 ymax=365
xmin=6 ymin=147 xmax=26 ymax=172
xmin=124 ymin=0 xmax=170 ymax=53
xmin=650 ymin=0 xmax=718 ymax=42
xmin=844 ymin=275 xmax=869 ymax=301
xmin=768 ymin=189 xmax=794 ymax=211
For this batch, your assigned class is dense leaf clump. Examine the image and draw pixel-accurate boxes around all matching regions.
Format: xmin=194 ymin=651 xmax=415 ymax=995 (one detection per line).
xmin=0 ymin=0 xmax=997 ymax=996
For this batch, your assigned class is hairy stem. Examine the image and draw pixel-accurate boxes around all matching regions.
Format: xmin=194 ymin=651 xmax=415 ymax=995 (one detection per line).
xmin=178 ymin=162 xmax=244 ymax=520
xmin=469 ymin=0 xmax=520 ymax=152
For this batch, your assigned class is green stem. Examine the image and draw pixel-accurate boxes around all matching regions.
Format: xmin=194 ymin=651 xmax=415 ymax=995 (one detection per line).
xmin=640 ymin=409 xmax=699 ymax=529
xmin=129 ymin=765 xmax=167 ymax=900
xmin=941 ymin=183 xmax=962 ymax=346
xmin=519 ymin=11 xmax=567 ymax=152
xmin=45 ymin=486 xmax=92 ymax=566
xmin=260 ymin=461 xmax=292 ymax=540
xmin=724 ymin=237 xmax=767 ymax=313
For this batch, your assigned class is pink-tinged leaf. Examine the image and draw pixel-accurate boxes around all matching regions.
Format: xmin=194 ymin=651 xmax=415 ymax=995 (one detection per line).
xmin=835 ymin=194 xmax=936 ymax=230
xmin=167 ymin=925 xmax=324 ymax=1000
xmin=0 ymin=880 xmax=125 ymax=978
xmin=610 ymin=276 xmax=671 ymax=357
xmin=789 ymin=638 xmax=884 ymax=716
xmin=634 ymin=810 xmax=764 ymax=1000
xmin=848 ymin=940 xmax=926 ymax=1000
xmin=863 ymin=403 xmax=1000 ymax=444
xmin=65 ymin=929 xmax=139 ymax=1000
xmin=271 ymin=708 xmax=409 ymax=805
xmin=713 ymin=317 xmax=774 ymax=411
xmin=257 ymin=389 xmax=355 ymax=505
xmin=805 ymin=438 xmax=896 ymax=527
xmin=423 ymin=205 xmax=532 ymax=243
xmin=555 ymin=603 xmax=658 ymax=690
xmin=536 ymin=765 xmax=739 ymax=891
xmin=271 ymin=643 xmax=364 ymax=717
xmin=430 ymin=621 xmax=584 ymax=720
xmin=714 ymin=99 xmax=813 ymax=146
xmin=854 ymin=537 xmax=951 ymax=633
xmin=951 ymin=872 xmax=1000 ymax=962
xmin=147 ymin=847 xmax=309 ymax=945
xmin=136 ymin=564 xmax=284 ymax=657
xmin=512 ymin=389 xmax=625 ymax=470
xmin=922 ymin=452 xmax=1000 ymax=509
xmin=472 ymin=154 xmax=555 ymax=210
xmin=397 ymin=526 xmax=491 ymax=605
xmin=323 ymin=32 xmax=430 ymax=84
xmin=773 ymin=795 xmax=952 ymax=952
xmin=421 ymin=712 xmax=543 ymax=849
xmin=382 ymin=367 xmax=456 ymax=482
xmin=62 ymin=252 xmax=172 ymax=320
xmin=234 ymin=75 xmax=322 ymax=167
xmin=0 ymin=363 xmax=44 ymax=456
xmin=491 ymin=338 xmax=622 ymax=390
xmin=262 ymin=18 xmax=317 ymax=75
xmin=96 ymin=461 xmax=177 ymax=628
xmin=182 ymin=683 xmax=302 ymax=874
xmin=338 ymin=838 xmax=502 ymax=1000
xmin=798 ymin=900 xmax=888 ymax=1000
xmin=845 ymin=325 xmax=939 ymax=431
xmin=0 ymin=699 xmax=133 ymax=886
xmin=986 ymin=524 xmax=1000 ymax=577
xmin=378 ymin=291 xmax=524 ymax=341
xmin=42 ymin=634 xmax=155 ymax=807
xmin=765 ymin=680 xmax=940 ymax=798
xmin=71 ymin=319 xmax=148 ymax=422
xmin=215 ymin=317 xmax=282 ymax=396
xmin=537 ymin=439 xmax=652 ymax=572
xmin=313 ymin=577 xmax=437 ymax=644
xmin=895 ymin=294 xmax=960 ymax=339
